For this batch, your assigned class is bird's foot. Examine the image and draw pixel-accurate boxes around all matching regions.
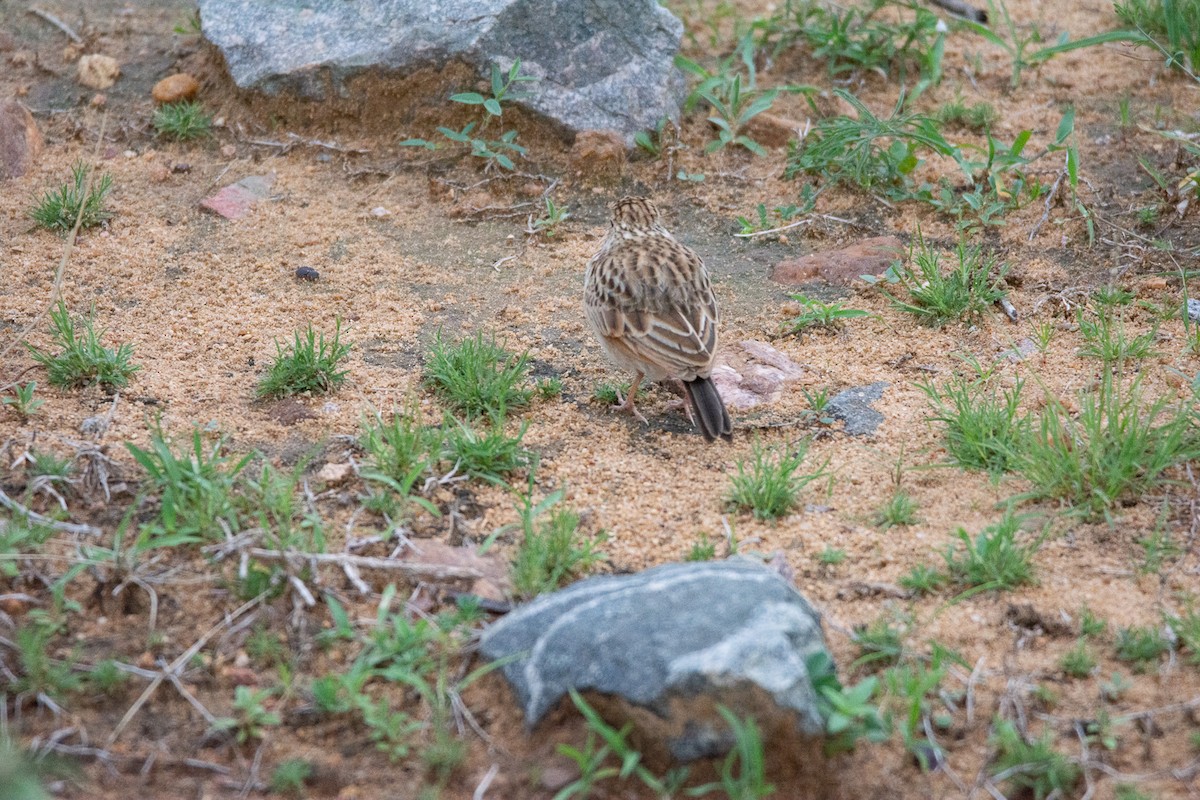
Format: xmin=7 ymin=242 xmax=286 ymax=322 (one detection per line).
xmin=614 ymin=391 xmax=649 ymax=425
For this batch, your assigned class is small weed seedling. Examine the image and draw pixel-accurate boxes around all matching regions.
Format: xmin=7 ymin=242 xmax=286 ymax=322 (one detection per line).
xmin=257 ymin=321 xmax=351 ymax=398
xmin=210 ymin=686 xmax=281 ymax=744
xmin=686 ymin=707 xmax=776 ymax=799
xmin=449 ymin=58 xmax=535 ymax=121
xmin=786 ymin=90 xmax=956 ymax=196
xmin=784 ymin=294 xmax=871 ymax=334
xmin=269 ymin=759 xmax=313 ymax=796
xmin=853 ymin=613 xmax=909 ymax=669
xmin=782 ymin=1 xmax=943 ymax=83
xmin=400 ymin=60 xmax=533 ymax=171
xmin=809 ymin=652 xmax=890 ymax=754
xmin=1059 ymin=639 xmax=1097 ymax=678
xmin=874 ymin=489 xmax=919 ymax=529
xmin=25 ymin=303 xmax=139 ymax=389
xmin=937 ymin=99 xmax=998 ymax=131
xmin=1115 ymin=0 xmax=1200 ymax=77
xmin=686 ymin=533 xmax=717 ymax=562
xmin=899 ymin=564 xmax=946 ymax=596
xmin=943 ymin=510 xmax=1039 ymax=592
xmin=817 ymin=546 xmax=846 ymax=566
xmin=125 ymin=427 xmax=251 ymax=544
xmin=726 ymin=438 xmax=828 ymax=520
xmin=1114 ymin=625 xmax=1170 ymax=670
xmin=10 ymin=620 xmax=83 ymax=704
xmin=359 ymin=404 xmax=439 ymax=488
xmin=1102 ymin=671 xmax=1134 ymax=701
xmin=152 ymin=101 xmax=213 ymax=140
xmin=1076 ymin=311 xmax=1158 ymax=366
xmin=676 ymin=33 xmax=785 ymax=156
xmin=2 ymin=382 xmax=44 ymax=418
xmin=1080 ymin=606 xmax=1108 ymax=638
xmin=735 ymin=196 xmax=814 ymax=236
xmin=425 ymin=331 xmax=532 ymax=419
xmin=509 ymin=488 xmax=606 ymax=599
xmin=562 ymin=690 xmax=692 ymax=798
xmin=962 ymin=1 xmax=1142 ymax=89
xmin=30 ymin=161 xmax=112 ymax=231
xmin=592 ymin=381 xmax=643 ymax=407
xmin=527 ymin=197 xmax=570 ymax=239
xmin=441 ymin=416 xmax=533 ymax=484
xmin=989 ymin=718 xmax=1080 ymax=800
xmin=801 ymin=387 xmax=835 ymax=425
xmin=1166 ymin=599 xmax=1200 ymax=663
xmin=535 ymin=377 xmax=563 ymax=400
xmin=0 ymin=519 xmax=54 ymax=579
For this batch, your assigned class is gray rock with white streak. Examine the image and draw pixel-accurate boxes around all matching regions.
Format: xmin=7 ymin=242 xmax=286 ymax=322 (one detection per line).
xmin=198 ymin=0 xmax=686 ymax=142
xmin=479 ymin=559 xmax=830 ymax=761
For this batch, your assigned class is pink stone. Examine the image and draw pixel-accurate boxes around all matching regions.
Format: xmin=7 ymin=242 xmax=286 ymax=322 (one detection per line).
xmin=199 ymin=173 xmax=275 ymax=219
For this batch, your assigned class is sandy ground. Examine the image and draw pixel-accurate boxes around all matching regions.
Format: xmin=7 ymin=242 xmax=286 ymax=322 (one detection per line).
xmin=2 ymin=0 xmax=1200 ymax=797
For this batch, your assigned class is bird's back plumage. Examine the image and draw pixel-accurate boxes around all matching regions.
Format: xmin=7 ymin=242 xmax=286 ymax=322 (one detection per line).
xmin=584 ymin=196 xmax=732 ymax=441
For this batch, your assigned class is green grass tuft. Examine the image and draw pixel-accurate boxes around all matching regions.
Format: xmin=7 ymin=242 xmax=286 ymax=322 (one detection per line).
xmin=152 ymin=100 xmax=213 ymax=140
xmin=257 ymin=321 xmax=351 ymax=398
xmin=510 ymin=492 xmax=606 ymax=599
xmin=884 ymin=238 xmax=1007 ymax=327
xmin=29 ymin=161 xmax=112 ymax=231
xmin=25 ymin=303 xmax=139 ymax=390
xmin=943 ymin=510 xmax=1039 ymax=592
xmin=726 ymin=439 xmax=828 ymax=520
xmin=1015 ymin=372 xmax=1200 ymax=520
xmin=424 ymin=332 xmax=531 ymax=419
xmin=920 ymin=374 xmax=1026 ymax=475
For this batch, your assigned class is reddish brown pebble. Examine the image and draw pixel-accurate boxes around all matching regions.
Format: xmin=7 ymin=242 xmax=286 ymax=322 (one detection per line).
xmin=0 ymin=99 xmax=43 ymax=180
xmin=152 ymin=73 xmax=199 ymax=104
xmin=295 ymin=266 xmax=320 ymax=281
xmin=0 ymin=596 xmax=27 ymax=615
xmin=771 ymin=236 xmax=904 ymax=287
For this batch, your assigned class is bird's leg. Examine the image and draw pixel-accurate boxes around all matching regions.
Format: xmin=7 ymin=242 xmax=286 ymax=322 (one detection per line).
xmin=614 ymin=372 xmax=648 ymax=425
xmin=663 ymin=379 xmax=696 ymax=426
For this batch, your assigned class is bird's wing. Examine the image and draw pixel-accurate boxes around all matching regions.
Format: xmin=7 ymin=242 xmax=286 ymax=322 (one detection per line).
xmin=585 ymin=238 xmax=718 ymax=378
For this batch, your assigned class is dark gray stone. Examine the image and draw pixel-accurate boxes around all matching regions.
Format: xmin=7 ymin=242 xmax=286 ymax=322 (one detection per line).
xmin=198 ymin=0 xmax=685 ymax=142
xmin=827 ymin=382 xmax=888 ymax=436
xmin=479 ymin=559 xmax=830 ymax=760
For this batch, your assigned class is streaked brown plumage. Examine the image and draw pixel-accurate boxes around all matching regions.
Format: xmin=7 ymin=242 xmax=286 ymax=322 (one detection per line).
xmin=583 ymin=196 xmax=732 ymax=442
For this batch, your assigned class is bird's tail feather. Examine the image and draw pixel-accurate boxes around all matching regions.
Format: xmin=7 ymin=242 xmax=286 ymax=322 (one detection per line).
xmin=684 ymin=376 xmax=732 ymax=443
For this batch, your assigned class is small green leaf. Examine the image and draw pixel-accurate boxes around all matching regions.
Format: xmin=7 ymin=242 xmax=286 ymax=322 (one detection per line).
xmin=450 ymin=91 xmax=485 ymax=105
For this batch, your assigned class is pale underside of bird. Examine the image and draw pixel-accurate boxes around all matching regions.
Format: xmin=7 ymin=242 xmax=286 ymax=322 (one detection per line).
xmin=583 ymin=196 xmax=733 ymax=442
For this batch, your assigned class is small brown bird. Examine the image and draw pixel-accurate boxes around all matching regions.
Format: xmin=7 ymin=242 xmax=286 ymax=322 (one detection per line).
xmin=584 ymin=196 xmax=732 ymax=442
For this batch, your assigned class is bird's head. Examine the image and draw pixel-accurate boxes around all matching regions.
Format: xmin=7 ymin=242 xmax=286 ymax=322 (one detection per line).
xmin=609 ymin=196 xmax=665 ymax=238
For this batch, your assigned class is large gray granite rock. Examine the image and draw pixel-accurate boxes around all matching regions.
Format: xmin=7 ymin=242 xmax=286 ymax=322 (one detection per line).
xmin=198 ymin=0 xmax=686 ymax=142
xmin=479 ymin=559 xmax=830 ymax=761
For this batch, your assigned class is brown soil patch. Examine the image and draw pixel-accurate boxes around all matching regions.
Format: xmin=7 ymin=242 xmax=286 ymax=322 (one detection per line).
xmin=3 ymin=0 xmax=1200 ymax=798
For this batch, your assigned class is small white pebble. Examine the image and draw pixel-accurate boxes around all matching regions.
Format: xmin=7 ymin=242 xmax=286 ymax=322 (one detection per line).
xmin=322 ymin=402 xmax=339 ymax=414
xmin=123 ymin=149 xmax=136 ymax=158
xmin=371 ymin=206 xmax=391 ymax=217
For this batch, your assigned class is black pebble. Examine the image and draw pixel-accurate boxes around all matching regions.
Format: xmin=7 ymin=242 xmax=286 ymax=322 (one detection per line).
xmin=295 ymin=266 xmax=320 ymax=281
